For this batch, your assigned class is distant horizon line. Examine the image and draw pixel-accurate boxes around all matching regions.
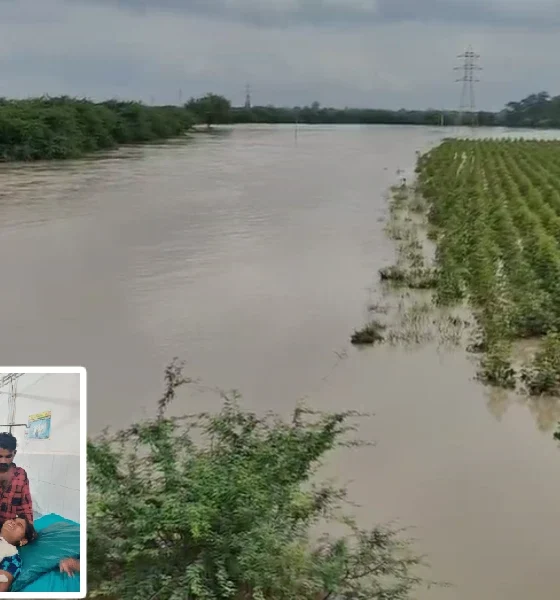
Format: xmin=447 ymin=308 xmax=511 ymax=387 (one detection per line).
xmin=1 ymin=94 xmax=503 ymax=114
xmin=229 ymin=104 xmax=499 ymax=113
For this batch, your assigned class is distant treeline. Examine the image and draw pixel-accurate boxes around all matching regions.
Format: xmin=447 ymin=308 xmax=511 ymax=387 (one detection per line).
xmin=1 ymin=90 xmax=559 ymax=162
xmin=0 ymin=96 xmax=194 ymax=161
xmin=498 ymin=92 xmax=560 ymax=128
xmin=230 ymin=103 xmax=499 ymax=127
xmin=230 ymin=91 xmax=560 ymax=129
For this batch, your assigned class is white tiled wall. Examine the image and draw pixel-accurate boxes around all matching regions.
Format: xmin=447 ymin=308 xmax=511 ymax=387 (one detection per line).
xmin=16 ymin=453 xmax=80 ymax=523
xmin=0 ymin=374 xmax=82 ymax=524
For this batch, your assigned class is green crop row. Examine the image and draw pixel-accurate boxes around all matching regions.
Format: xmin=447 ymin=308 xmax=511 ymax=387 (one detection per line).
xmin=417 ymin=138 xmax=560 ymax=393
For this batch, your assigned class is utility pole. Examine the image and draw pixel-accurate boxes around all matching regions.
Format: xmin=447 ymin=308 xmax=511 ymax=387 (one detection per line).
xmin=178 ymin=88 xmax=183 ymax=106
xmin=8 ymin=376 xmax=17 ymax=433
xmin=454 ymin=45 xmax=482 ymax=127
xmin=244 ymin=83 xmax=251 ymax=109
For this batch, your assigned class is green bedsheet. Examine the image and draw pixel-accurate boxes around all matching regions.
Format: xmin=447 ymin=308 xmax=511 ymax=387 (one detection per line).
xmin=19 ymin=513 xmax=81 ymax=593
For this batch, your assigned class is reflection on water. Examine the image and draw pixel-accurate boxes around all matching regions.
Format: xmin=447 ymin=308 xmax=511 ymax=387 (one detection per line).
xmin=485 ymin=388 xmax=512 ymax=422
xmin=1 ymin=124 xmax=560 ymax=600
xmin=527 ymin=395 xmax=560 ymax=432
xmin=487 ymin=388 xmax=560 ymax=433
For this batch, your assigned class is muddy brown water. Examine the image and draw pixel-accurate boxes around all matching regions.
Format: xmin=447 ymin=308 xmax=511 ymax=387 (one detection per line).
xmin=1 ymin=124 xmax=560 ymax=599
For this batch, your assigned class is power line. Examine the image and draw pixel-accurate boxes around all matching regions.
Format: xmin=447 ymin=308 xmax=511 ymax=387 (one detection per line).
xmin=454 ymin=45 xmax=482 ymax=127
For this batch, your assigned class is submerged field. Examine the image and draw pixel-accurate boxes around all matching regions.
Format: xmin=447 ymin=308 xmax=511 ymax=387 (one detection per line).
xmin=355 ymin=138 xmax=560 ymax=396
xmin=5 ymin=126 xmax=560 ymax=599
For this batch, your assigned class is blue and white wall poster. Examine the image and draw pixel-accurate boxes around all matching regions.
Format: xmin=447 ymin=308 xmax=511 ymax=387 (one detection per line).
xmin=27 ymin=411 xmax=52 ymax=440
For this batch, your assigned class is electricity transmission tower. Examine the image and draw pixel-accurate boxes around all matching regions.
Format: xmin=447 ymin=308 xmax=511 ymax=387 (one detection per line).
xmin=244 ymin=83 xmax=251 ymax=109
xmin=454 ymin=46 xmax=482 ymax=127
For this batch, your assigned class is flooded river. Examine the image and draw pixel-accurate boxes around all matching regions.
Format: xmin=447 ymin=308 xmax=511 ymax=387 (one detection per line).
xmin=1 ymin=124 xmax=559 ymax=599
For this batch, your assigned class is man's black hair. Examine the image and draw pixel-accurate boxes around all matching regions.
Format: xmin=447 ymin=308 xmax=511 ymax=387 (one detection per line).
xmin=0 ymin=433 xmax=17 ymax=453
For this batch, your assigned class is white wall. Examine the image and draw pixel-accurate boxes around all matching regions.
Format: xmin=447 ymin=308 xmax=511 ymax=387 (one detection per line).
xmin=0 ymin=373 xmax=81 ymax=522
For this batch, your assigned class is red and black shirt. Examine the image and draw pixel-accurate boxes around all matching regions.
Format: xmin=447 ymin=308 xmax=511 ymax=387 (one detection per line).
xmin=0 ymin=465 xmax=33 ymax=525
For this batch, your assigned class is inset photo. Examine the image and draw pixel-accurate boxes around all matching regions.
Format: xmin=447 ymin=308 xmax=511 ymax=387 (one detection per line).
xmin=0 ymin=368 xmax=86 ymax=598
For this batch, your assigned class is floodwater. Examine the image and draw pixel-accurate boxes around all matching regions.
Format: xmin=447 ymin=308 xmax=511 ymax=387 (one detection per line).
xmin=1 ymin=124 xmax=560 ymax=599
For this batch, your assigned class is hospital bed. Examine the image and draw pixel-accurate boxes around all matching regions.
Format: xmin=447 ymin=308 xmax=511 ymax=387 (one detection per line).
xmin=11 ymin=512 xmax=81 ymax=593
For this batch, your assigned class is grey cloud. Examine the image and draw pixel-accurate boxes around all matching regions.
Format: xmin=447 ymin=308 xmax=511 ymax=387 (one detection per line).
xmin=0 ymin=0 xmax=558 ymax=111
xmin=69 ymin=0 xmax=380 ymax=27
xmin=374 ymin=0 xmax=560 ymax=29
xmin=71 ymin=0 xmax=560 ymax=29
xmin=0 ymin=0 xmax=67 ymax=24
xmin=0 ymin=54 xmax=155 ymax=102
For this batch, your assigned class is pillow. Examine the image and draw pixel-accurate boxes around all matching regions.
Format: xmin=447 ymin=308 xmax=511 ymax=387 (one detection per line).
xmin=34 ymin=513 xmax=77 ymax=532
xmin=11 ymin=521 xmax=80 ymax=592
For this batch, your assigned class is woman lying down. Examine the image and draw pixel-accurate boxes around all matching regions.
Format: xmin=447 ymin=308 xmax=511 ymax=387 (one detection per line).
xmin=0 ymin=517 xmax=37 ymax=591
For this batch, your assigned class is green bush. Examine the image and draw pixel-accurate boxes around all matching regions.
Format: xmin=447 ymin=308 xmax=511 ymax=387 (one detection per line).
xmin=0 ymin=96 xmax=195 ymax=161
xmin=520 ymin=332 xmax=560 ymax=395
xmin=476 ymin=341 xmax=517 ymax=389
xmin=87 ymin=361 xmax=430 ymax=599
xmin=350 ymin=320 xmax=386 ymax=345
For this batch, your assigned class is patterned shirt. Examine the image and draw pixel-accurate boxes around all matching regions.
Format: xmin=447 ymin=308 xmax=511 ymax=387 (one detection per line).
xmin=0 ymin=539 xmax=21 ymax=583
xmin=0 ymin=466 xmax=33 ymax=525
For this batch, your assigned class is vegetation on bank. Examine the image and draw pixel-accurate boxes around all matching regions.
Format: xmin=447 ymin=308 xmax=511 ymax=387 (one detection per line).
xmin=357 ymin=138 xmax=560 ymax=396
xmin=186 ymin=94 xmax=231 ymax=128
xmin=418 ymin=138 xmax=560 ymax=392
xmin=351 ymin=181 xmax=467 ymax=351
xmin=502 ymin=91 xmax=560 ymax=129
xmin=231 ymin=91 xmax=560 ymax=129
xmin=230 ymin=103 xmax=477 ymax=127
xmin=2 ymin=88 xmax=560 ymax=162
xmin=87 ymin=361 xmax=434 ymax=600
xmin=0 ymin=96 xmax=196 ymax=161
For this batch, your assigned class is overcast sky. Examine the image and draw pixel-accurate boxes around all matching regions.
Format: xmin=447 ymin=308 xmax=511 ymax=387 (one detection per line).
xmin=1 ymin=0 xmax=558 ymax=111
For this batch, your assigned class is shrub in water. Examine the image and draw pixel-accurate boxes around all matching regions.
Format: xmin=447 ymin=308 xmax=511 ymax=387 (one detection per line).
xmin=87 ymin=361 xmax=428 ymax=599
xmin=520 ymin=332 xmax=560 ymax=395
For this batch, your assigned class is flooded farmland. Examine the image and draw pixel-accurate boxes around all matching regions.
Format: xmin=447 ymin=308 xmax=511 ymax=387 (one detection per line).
xmin=1 ymin=124 xmax=559 ymax=599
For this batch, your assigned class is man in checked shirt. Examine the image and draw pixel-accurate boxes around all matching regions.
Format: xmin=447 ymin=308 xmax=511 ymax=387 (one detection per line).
xmin=0 ymin=433 xmax=33 ymax=526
